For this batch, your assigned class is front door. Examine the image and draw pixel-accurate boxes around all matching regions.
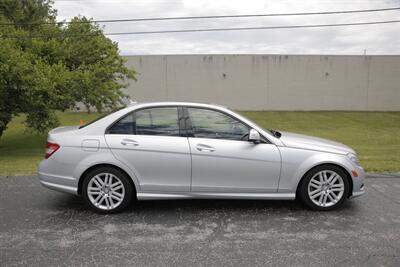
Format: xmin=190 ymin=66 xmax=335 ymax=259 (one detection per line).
xmin=186 ymin=107 xmax=281 ymax=193
xmin=105 ymin=106 xmax=191 ymax=192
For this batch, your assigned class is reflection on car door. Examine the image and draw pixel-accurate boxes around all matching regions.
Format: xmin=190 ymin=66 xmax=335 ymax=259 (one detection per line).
xmin=105 ymin=107 xmax=191 ymax=192
xmin=186 ymin=107 xmax=281 ymax=193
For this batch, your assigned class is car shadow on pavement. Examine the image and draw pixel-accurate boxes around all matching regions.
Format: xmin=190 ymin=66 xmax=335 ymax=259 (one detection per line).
xmin=48 ymin=192 xmax=356 ymax=215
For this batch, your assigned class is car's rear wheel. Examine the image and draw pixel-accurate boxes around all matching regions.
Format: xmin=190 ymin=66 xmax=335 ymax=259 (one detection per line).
xmin=298 ymin=165 xmax=350 ymax=211
xmin=82 ymin=167 xmax=134 ymax=214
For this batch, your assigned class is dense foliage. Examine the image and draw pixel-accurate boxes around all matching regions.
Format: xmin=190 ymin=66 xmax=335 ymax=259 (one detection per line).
xmin=0 ymin=0 xmax=136 ymax=138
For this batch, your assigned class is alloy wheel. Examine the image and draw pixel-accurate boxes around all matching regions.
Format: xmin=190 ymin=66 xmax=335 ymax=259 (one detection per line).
xmin=307 ymin=170 xmax=345 ymax=208
xmin=87 ymin=173 xmax=125 ymax=210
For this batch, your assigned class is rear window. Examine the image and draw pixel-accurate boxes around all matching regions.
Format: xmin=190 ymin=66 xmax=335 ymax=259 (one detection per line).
xmin=79 ymin=107 xmax=126 ymax=129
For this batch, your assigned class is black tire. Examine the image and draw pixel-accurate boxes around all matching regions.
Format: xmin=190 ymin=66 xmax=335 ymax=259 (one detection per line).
xmin=298 ymin=164 xmax=350 ymax=211
xmin=82 ymin=166 xmax=135 ymax=214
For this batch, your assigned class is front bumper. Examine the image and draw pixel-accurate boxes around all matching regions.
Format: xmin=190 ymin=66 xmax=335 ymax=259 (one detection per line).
xmin=349 ymin=166 xmax=366 ymax=199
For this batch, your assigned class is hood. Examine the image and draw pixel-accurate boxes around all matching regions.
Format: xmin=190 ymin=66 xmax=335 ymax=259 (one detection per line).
xmin=279 ymin=131 xmax=355 ymax=155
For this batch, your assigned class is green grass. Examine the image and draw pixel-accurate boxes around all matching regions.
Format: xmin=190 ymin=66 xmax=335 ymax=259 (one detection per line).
xmin=0 ymin=111 xmax=399 ymax=176
xmin=241 ymin=111 xmax=400 ymax=173
xmin=0 ymin=112 xmax=103 ymax=176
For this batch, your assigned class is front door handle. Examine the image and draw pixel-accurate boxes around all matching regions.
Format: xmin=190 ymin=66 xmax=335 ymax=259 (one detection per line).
xmin=196 ymin=144 xmax=215 ymax=152
xmin=121 ymin=139 xmax=139 ymax=146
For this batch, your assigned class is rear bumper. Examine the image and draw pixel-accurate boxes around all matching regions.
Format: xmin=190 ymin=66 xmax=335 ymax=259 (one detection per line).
xmin=38 ymin=160 xmax=78 ymax=195
xmin=39 ymin=178 xmax=78 ymax=195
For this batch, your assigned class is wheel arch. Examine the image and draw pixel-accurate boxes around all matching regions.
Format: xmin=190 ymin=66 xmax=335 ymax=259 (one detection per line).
xmin=295 ymin=163 xmax=353 ymax=198
xmin=77 ymin=163 xmax=138 ymax=196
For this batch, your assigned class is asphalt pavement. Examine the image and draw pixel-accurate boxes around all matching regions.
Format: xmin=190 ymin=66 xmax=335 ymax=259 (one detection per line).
xmin=0 ymin=174 xmax=399 ymax=266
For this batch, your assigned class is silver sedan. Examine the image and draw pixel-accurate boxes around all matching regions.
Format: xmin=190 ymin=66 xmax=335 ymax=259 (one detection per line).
xmin=38 ymin=102 xmax=365 ymax=213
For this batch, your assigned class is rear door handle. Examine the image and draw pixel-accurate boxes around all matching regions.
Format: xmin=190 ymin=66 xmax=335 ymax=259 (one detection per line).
xmin=121 ymin=139 xmax=139 ymax=146
xmin=196 ymin=144 xmax=215 ymax=152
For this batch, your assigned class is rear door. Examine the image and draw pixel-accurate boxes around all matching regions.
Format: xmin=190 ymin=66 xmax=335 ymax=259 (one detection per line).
xmin=105 ymin=106 xmax=191 ymax=192
xmin=185 ymin=107 xmax=281 ymax=193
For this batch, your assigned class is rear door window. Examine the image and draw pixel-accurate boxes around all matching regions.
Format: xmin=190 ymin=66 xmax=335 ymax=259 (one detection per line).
xmin=108 ymin=107 xmax=180 ymax=137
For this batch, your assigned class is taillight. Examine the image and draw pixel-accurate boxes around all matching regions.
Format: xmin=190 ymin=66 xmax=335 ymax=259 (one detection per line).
xmin=45 ymin=142 xmax=60 ymax=159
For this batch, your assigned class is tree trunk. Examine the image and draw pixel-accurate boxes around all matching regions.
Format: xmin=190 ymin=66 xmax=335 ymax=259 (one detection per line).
xmin=0 ymin=112 xmax=12 ymax=140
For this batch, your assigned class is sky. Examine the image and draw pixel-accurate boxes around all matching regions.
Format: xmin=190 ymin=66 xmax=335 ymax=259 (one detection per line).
xmin=53 ymin=0 xmax=400 ymax=55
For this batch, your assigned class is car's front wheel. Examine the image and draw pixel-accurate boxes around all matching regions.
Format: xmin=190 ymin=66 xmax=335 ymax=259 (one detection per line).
xmin=82 ymin=167 xmax=134 ymax=214
xmin=298 ymin=165 xmax=350 ymax=211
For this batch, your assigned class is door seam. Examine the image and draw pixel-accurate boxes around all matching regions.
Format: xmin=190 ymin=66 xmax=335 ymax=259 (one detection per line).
xmin=187 ymin=137 xmax=193 ymax=192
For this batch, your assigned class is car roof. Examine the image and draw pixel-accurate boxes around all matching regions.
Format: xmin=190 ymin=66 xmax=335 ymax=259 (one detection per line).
xmin=126 ymin=101 xmax=227 ymax=110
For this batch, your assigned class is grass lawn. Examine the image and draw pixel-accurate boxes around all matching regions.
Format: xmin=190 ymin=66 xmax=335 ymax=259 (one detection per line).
xmin=0 ymin=112 xmax=103 ymax=176
xmin=0 ymin=111 xmax=399 ymax=176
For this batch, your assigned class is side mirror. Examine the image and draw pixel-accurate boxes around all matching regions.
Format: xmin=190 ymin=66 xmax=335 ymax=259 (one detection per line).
xmin=248 ymin=129 xmax=261 ymax=143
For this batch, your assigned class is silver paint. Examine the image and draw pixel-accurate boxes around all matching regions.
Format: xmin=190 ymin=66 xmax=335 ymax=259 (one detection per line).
xmin=38 ymin=102 xmax=365 ymax=202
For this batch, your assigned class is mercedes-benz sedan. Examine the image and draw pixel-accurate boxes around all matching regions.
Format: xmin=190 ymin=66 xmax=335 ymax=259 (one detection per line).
xmin=38 ymin=102 xmax=365 ymax=213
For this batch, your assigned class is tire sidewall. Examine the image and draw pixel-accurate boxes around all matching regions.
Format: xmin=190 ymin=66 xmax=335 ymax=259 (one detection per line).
xmin=299 ymin=165 xmax=350 ymax=211
xmin=82 ymin=167 xmax=134 ymax=214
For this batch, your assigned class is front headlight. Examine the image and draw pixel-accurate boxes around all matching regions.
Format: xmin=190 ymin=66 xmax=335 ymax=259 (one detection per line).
xmin=348 ymin=153 xmax=361 ymax=166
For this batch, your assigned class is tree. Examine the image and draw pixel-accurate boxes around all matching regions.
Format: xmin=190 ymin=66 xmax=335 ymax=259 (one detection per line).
xmin=0 ymin=0 xmax=136 ymax=138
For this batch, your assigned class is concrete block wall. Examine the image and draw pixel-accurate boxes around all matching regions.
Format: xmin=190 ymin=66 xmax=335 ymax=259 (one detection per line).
xmin=123 ymin=55 xmax=400 ymax=111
